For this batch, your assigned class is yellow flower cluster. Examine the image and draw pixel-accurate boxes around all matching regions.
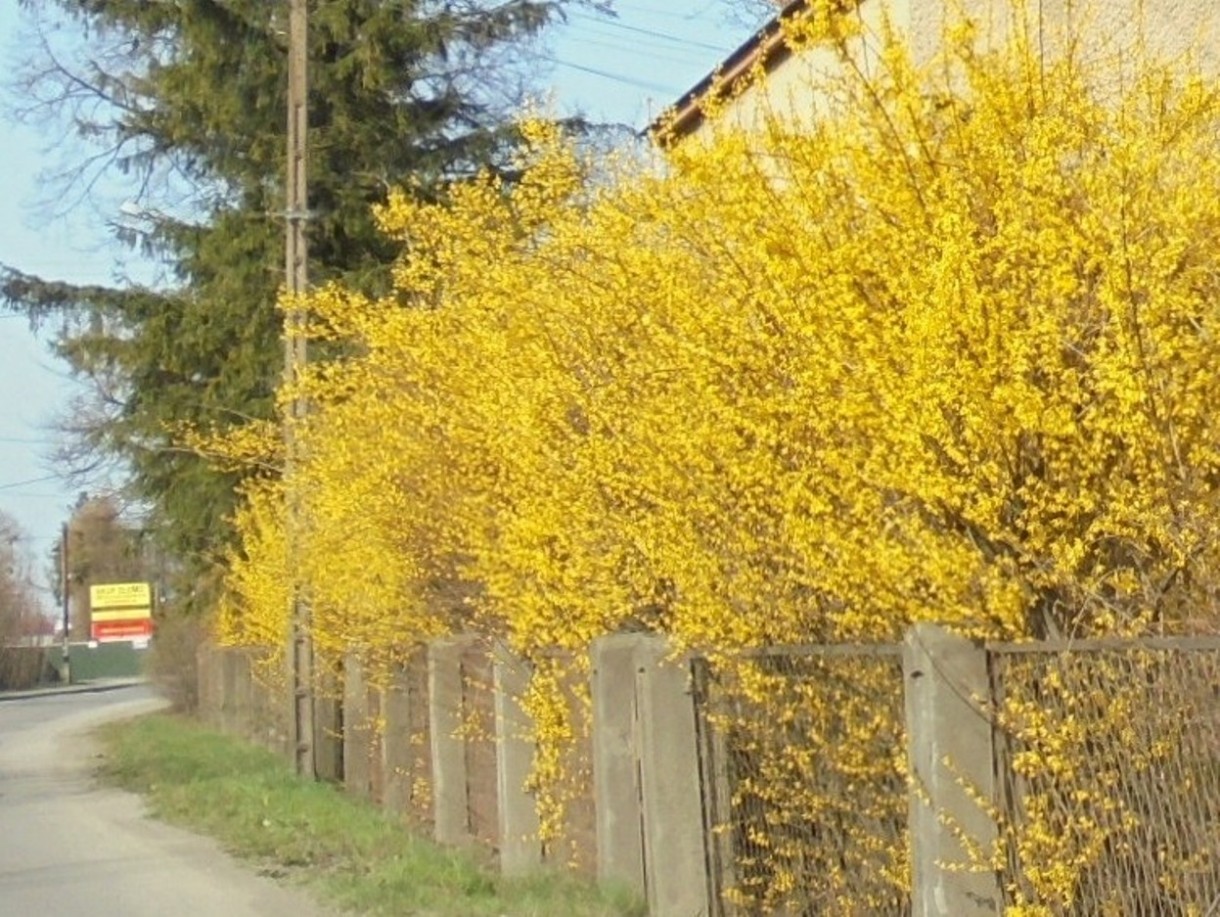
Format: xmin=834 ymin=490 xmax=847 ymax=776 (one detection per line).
xmin=210 ymin=2 xmax=1220 ymax=907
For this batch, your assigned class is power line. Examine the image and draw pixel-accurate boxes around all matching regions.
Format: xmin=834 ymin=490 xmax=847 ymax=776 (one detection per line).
xmin=0 ymin=474 xmax=61 ymax=491
xmin=599 ymin=0 xmax=724 ymax=25
xmin=562 ymin=33 xmax=714 ymax=66
xmin=568 ymin=11 xmax=732 ymax=54
xmin=542 ymin=54 xmax=683 ymax=95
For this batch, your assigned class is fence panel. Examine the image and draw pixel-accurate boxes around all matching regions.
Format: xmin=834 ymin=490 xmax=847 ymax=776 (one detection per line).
xmin=693 ymin=645 xmax=910 ymax=916
xmin=990 ymin=637 xmax=1220 ymax=915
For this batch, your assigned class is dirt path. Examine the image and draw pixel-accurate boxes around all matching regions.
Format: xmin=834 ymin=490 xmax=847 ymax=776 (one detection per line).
xmin=0 ymin=686 xmax=338 ymax=917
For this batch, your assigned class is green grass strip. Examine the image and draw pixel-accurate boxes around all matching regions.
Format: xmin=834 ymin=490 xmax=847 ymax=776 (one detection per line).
xmin=96 ymin=713 xmax=644 ymax=917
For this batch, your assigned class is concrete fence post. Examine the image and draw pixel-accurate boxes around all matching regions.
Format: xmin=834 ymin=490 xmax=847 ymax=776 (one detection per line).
xmin=492 ymin=642 xmax=542 ymax=875
xmin=313 ymin=659 xmax=345 ymax=783
xmin=382 ymin=660 xmax=413 ymax=816
xmin=344 ymin=650 xmax=371 ymax=799
xmin=591 ymin=634 xmax=647 ymax=898
xmin=904 ymin=623 xmax=1001 ymax=917
xmin=196 ymin=646 xmax=216 ymax=729
xmin=238 ymin=652 xmax=256 ymax=743
xmin=429 ymin=635 xmax=474 ymax=846
xmin=368 ymin=685 xmax=384 ymax=804
xmin=221 ymin=649 xmax=240 ymax=736
xmin=634 ymin=636 xmax=710 ymax=917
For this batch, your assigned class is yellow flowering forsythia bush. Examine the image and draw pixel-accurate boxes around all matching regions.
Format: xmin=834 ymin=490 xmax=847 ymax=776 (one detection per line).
xmin=212 ymin=2 xmax=1220 ymax=910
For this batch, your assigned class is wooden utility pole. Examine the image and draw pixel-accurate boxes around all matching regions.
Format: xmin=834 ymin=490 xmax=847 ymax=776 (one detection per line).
xmin=286 ymin=0 xmax=315 ymax=779
xmin=60 ymin=522 xmax=71 ymax=683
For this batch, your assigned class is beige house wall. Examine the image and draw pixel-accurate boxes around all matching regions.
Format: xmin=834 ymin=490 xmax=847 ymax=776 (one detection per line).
xmin=688 ymin=0 xmax=1220 ymax=144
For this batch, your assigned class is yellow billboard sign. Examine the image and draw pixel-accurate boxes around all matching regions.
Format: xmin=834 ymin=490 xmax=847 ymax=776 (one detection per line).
xmin=91 ymin=608 xmax=153 ymax=623
xmin=89 ymin=582 xmax=152 ymax=611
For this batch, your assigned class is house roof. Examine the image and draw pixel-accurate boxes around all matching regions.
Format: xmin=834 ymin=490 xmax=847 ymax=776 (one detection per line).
xmin=648 ymin=0 xmax=811 ymax=145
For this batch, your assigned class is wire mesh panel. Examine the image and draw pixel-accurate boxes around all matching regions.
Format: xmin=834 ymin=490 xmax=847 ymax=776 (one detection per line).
xmin=693 ymin=646 xmax=910 ymax=916
xmin=405 ymin=646 xmax=434 ymax=829
xmin=536 ymin=650 xmax=599 ymax=877
xmin=990 ymin=638 xmax=1220 ymax=915
xmin=460 ymin=641 xmax=500 ymax=856
xmin=381 ymin=647 xmax=433 ymax=829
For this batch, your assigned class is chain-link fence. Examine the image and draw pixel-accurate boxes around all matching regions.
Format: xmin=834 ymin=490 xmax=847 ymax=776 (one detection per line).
xmin=990 ymin=637 xmax=1220 ymax=916
xmin=692 ymin=645 xmax=910 ymax=916
xmin=692 ymin=635 xmax=1220 ymax=917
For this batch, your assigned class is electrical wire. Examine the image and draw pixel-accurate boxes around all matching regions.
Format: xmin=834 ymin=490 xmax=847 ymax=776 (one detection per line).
xmin=600 ymin=0 xmax=725 ymax=25
xmin=0 ymin=474 xmax=61 ymax=491
xmin=560 ymin=33 xmax=714 ymax=67
xmin=540 ymin=54 xmax=683 ymax=95
xmin=568 ymin=11 xmax=732 ymax=55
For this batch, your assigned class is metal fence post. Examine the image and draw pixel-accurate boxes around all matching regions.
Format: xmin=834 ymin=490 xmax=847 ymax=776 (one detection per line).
xmin=904 ymin=623 xmax=1001 ymax=916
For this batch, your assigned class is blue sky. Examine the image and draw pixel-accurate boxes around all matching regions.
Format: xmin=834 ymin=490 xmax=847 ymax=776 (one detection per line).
xmin=0 ymin=1 xmax=756 ymax=606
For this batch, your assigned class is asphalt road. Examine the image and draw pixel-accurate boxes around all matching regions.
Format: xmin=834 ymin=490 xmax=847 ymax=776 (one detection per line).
xmin=0 ymin=685 xmax=336 ymax=917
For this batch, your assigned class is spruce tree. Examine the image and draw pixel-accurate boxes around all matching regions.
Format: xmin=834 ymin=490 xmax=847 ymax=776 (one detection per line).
xmin=3 ymin=0 xmax=570 ymax=587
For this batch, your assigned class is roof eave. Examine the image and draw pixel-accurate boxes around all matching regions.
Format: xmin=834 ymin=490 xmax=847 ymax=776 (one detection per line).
xmin=648 ymin=0 xmax=810 ymax=146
